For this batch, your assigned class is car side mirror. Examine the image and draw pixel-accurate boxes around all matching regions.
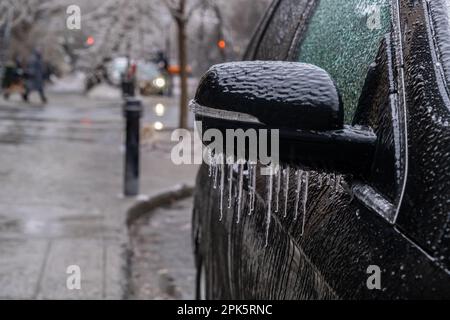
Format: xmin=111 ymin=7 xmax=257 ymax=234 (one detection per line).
xmin=190 ymin=61 xmax=376 ymax=177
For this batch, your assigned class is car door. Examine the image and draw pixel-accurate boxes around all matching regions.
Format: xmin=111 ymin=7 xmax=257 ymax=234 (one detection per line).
xmin=193 ymin=0 xmax=450 ymax=300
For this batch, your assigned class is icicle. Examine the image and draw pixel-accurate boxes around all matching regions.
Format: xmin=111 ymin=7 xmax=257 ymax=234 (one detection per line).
xmin=208 ymin=150 xmax=213 ymax=177
xmin=301 ymin=171 xmax=309 ymax=236
xmin=275 ymin=166 xmax=281 ymax=213
xmin=227 ymin=160 xmax=233 ymax=209
xmin=294 ymin=170 xmax=303 ymax=221
xmin=247 ymin=163 xmax=252 ymax=215
xmin=283 ymin=166 xmax=290 ymax=218
xmin=219 ymin=155 xmax=225 ymax=221
xmin=248 ymin=163 xmax=256 ymax=215
xmin=236 ymin=163 xmax=244 ymax=224
xmin=213 ymin=155 xmax=219 ymax=189
xmin=265 ymin=166 xmax=274 ymax=247
xmin=252 ymin=164 xmax=256 ymax=213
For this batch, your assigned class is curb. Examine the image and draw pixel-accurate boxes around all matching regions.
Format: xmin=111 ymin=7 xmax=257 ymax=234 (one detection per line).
xmin=123 ymin=184 xmax=195 ymax=299
xmin=126 ymin=184 xmax=195 ymax=227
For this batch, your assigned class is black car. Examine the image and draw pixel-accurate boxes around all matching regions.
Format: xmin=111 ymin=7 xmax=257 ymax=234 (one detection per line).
xmin=191 ymin=0 xmax=450 ymax=299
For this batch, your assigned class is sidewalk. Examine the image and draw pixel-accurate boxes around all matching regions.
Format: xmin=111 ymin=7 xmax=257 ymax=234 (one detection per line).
xmin=0 ymin=89 xmax=198 ymax=299
xmin=128 ymin=196 xmax=196 ymax=300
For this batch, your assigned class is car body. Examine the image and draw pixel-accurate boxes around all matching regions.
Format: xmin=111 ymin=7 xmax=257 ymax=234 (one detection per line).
xmin=192 ymin=0 xmax=450 ymax=299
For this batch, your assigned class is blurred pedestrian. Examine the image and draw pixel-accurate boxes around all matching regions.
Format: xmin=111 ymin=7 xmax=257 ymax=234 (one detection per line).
xmin=24 ymin=49 xmax=47 ymax=104
xmin=155 ymin=50 xmax=168 ymax=72
xmin=155 ymin=50 xmax=172 ymax=96
xmin=85 ymin=57 xmax=112 ymax=93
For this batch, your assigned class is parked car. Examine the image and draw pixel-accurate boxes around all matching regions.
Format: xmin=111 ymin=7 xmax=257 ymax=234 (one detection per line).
xmin=136 ymin=61 xmax=168 ymax=96
xmin=104 ymin=57 xmax=168 ymax=95
xmin=191 ymin=0 xmax=450 ymax=299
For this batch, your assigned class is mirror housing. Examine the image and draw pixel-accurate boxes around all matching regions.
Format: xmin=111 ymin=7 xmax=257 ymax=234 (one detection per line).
xmin=193 ymin=61 xmax=344 ymax=130
xmin=190 ymin=61 xmax=376 ymax=177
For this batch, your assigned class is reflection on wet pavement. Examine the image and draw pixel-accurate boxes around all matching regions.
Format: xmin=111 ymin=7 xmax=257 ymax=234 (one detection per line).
xmin=0 ymin=81 xmax=198 ymax=299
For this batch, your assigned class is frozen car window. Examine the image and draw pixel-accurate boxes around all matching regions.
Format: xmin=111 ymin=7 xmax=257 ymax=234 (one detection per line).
xmin=428 ymin=0 xmax=450 ymax=97
xmin=298 ymin=0 xmax=391 ymax=123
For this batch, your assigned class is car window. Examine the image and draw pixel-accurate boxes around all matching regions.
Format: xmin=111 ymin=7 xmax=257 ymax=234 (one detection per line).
xmin=137 ymin=63 xmax=159 ymax=80
xmin=298 ymin=0 xmax=391 ymax=123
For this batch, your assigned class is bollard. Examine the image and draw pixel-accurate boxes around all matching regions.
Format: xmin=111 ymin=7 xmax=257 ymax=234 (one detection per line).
xmin=123 ymin=97 xmax=142 ymax=196
xmin=121 ymin=78 xmax=135 ymax=97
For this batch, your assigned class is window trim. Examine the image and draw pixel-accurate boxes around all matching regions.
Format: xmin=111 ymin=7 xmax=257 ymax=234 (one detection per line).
xmin=243 ymin=0 xmax=283 ymax=60
xmin=286 ymin=0 xmax=318 ymax=61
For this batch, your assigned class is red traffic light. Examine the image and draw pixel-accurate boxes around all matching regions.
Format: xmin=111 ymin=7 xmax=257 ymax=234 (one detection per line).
xmin=86 ymin=36 xmax=95 ymax=46
xmin=217 ymin=39 xmax=226 ymax=49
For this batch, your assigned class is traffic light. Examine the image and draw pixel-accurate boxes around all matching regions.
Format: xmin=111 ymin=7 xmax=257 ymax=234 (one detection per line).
xmin=86 ymin=36 xmax=95 ymax=46
xmin=217 ymin=39 xmax=226 ymax=50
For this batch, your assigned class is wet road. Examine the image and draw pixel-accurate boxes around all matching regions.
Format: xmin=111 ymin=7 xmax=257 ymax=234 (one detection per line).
xmin=0 ymin=85 xmax=198 ymax=299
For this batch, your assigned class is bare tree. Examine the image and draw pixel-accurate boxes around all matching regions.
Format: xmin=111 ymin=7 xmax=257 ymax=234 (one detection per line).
xmin=164 ymin=0 xmax=229 ymax=129
xmin=0 ymin=0 xmax=64 ymax=64
xmin=77 ymin=0 xmax=164 ymax=69
xmin=163 ymin=0 xmax=192 ymax=129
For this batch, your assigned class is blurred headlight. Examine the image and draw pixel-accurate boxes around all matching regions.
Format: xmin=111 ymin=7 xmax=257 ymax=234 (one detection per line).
xmin=154 ymin=121 xmax=164 ymax=131
xmin=153 ymin=77 xmax=166 ymax=88
xmin=155 ymin=103 xmax=165 ymax=116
